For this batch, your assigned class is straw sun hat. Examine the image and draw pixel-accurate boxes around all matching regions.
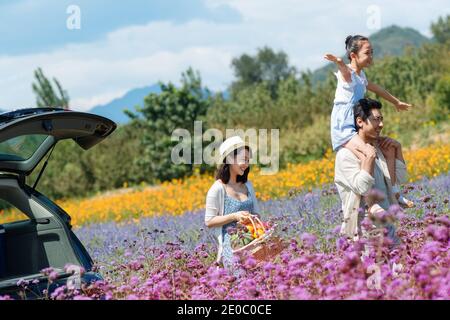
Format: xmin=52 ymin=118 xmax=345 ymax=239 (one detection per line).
xmin=217 ymin=136 xmax=253 ymax=165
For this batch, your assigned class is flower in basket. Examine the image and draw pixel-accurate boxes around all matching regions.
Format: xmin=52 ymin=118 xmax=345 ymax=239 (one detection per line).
xmin=243 ymin=220 xmax=266 ymax=239
xmin=227 ymin=223 xmax=255 ymax=250
xmin=227 ymin=216 xmax=270 ymax=251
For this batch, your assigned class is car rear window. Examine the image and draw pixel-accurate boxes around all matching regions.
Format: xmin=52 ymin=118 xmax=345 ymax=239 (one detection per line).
xmin=0 ymin=134 xmax=48 ymax=161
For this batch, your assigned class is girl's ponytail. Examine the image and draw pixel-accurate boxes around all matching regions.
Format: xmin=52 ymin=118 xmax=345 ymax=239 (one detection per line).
xmin=345 ymin=35 xmax=369 ymax=61
xmin=345 ymin=35 xmax=353 ymax=49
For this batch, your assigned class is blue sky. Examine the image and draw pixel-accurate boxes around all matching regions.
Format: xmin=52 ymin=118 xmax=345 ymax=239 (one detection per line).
xmin=0 ymin=0 xmax=241 ymax=55
xmin=0 ymin=0 xmax=449 ymax=111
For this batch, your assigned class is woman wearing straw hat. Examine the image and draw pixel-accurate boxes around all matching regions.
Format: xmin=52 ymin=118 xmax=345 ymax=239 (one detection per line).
xmin=204 ymin=136 xmax=261 ymax=273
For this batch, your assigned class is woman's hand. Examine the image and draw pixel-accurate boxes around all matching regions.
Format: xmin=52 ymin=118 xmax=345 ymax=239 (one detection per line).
xmin=233 ymin=211 xmax=251 ymax=223
xmin=394 ymin=101 xmax=412 ymax=112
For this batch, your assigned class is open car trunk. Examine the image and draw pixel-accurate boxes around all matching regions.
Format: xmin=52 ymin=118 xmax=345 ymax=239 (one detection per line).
xmin=0 ymin=176 xmax=99 ymax=298
xmin=0 ymin=177 xmax=87 ymax=273
xmin=0 ymin=108 xmax=115 ymax=297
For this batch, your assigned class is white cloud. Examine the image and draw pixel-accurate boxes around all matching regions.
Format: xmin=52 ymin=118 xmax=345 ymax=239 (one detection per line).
xmin=0 ymin=21 xmax=239 ymax=111
xmin=0 ymin=0 xmax=448 ymax=112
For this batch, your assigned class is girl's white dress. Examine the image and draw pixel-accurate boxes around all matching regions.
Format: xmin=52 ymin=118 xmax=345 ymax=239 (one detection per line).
xmin=330 ymin=66 xmax=368 ymax=151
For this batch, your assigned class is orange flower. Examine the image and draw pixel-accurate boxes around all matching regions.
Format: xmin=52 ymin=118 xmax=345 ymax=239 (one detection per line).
xmin=1 ymin=143 xmax=447 ymax=227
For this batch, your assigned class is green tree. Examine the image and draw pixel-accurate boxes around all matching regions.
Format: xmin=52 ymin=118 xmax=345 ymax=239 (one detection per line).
xmin=431 ymin=15 xmax=450 ymax=44
xmin=32 ymin=67 xmax=70 ymax=108
xmin=127 ymin=68 xmax=211 ymax=182
xmin=230 ymin=46 xmax=297 ymax=98
xmin=433 ymin=74 xmax=450 ymax=120
xmin=30 ymin=139 xmax=89 ymax=199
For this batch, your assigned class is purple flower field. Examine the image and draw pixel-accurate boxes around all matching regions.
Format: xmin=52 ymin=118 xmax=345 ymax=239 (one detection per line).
xmin=3 ymin=174 xmax=449 ymax=300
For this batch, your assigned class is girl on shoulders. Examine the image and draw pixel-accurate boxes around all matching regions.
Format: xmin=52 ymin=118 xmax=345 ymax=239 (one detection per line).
xmin=325 ymin=35 xmax=414 ymax=207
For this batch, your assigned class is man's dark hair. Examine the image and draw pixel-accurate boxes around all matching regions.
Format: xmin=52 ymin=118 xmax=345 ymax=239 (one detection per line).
xmin=353 ymin=98 xmax=382 ymax=131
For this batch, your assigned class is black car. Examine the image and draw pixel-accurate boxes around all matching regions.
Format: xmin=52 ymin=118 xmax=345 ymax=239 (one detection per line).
xmin=0 ymin=108 xmax=116 ymax=298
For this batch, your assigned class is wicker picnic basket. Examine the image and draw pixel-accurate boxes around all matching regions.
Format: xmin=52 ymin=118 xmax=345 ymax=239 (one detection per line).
xmin=232 ymin=215 xmax=287 ymax=261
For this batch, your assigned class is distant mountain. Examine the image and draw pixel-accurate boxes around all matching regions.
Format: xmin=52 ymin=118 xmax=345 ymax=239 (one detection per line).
xmin=370 ymin=25 xmax=431 ymax=56
xmin=89 ymin=84 xmax=162 ymax=124
xmin=88 ymin=84 xmax=217 ymax=124
xmin=311 ymin=25 xmax=431 ymax=84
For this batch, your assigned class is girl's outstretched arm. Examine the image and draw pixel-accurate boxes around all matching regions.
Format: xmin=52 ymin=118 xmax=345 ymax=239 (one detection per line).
xmin=324 ymin=54 xmax=352 ymax=83
xmin=367 ymin=81 xmax=413 ymax=111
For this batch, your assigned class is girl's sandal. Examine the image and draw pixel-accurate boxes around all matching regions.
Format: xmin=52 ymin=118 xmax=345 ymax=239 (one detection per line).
xmin=397 ymin=195 xmax=415 ymax=208
xmin=392 ymin=185 xmax=414 ymax=208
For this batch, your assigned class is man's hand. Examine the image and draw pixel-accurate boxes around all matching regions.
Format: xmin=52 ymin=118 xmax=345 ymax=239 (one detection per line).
xmin=357 ymin=143 xmax=377 ymax=159
xmin=368 ymin=203 xmax=390 ymax=223
xmin=360 ymin=143 xmax=377 ymax=175
xmin=363 ymin=143 xmax=377 ymax=160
